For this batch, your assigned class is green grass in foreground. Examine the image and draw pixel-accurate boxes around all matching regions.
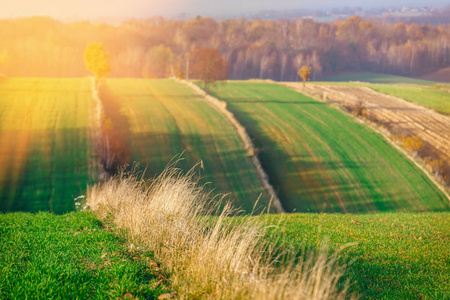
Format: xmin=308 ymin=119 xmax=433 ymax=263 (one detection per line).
xmin=261 ymin=212 xmax=450 ymax=299
xmin=208 ymin=81 xmax=449 ymax=213
xmin=0 ymin=212 xmax=170 ymax=299
xmin=322 ymin=72 xmax=436 ymax=85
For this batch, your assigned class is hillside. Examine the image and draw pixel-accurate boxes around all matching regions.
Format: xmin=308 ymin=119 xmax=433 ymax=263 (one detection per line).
xmin=0 ymin=78 xmax=97 ymax=213
xmin=207 ymin=81 xmax=449 ymax=213
xmin=321 ymin=72 xmax=436 ymax=85
xmin=294 ymin=82 xmax=450 ymax=189
xmin=100 ymin=79 xmax=272 ymax=212
xmin=419 ymin=67 xmax=450 ymax=83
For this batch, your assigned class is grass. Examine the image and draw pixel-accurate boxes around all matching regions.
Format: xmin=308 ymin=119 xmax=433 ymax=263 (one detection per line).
xmin=321 ymin=72 xmax=436 ymax=85
xmin=206 ymin=81 xmax=449 ymax=213
xmin=261 ymin=212 xmax=450 ymax=299
xmin=0 ymin=78 xmax=97 ymax=213
xmin=87 ymin=167 xmax=353 ymax=299
xmin=102 ymin=78 xmax=271 ymax=212
xmin=0 ymin=211 xmax=170 ymax=299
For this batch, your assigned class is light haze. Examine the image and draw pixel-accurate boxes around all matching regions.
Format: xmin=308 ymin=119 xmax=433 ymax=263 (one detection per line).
xmin=1 ymin=0 xmax=448 ymax=19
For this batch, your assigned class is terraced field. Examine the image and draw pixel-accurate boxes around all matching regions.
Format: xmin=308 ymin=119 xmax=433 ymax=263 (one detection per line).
xmin=102 ymin=79 xmax=271 ymax=212
xmin=208 ymin=81 xmax=449 ymax=213
xmin=0 ymin=78 xmax=97 ymax=213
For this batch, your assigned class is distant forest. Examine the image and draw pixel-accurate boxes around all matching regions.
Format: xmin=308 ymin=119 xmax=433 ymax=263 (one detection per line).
xmin=0 ymin=16 xmax=449 ymax=80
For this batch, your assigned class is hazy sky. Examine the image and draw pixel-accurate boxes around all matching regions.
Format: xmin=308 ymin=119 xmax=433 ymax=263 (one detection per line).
xmin=1 ymin=0 xmax=449 ymax=19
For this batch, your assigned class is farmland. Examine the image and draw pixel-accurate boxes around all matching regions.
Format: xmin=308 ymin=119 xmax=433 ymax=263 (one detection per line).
xmin=0 ymin=78 xmax=97 ymax=213
xmin=297 ymin=83 xmax=450 ymax=175
xmin=322 ymin=72 xmax=436 ymax=85
xmin=367 ymin=84 xmax=450 ymax=115
xmin=207 ymin=81 xmax=449 ymax=213
xmin=101 ymin=79 xmax=271 ymax=212
xmin=261 ymin=212 xmax=450 ymax=299
xmin=317 ymin=73 xmax=450 ymax=115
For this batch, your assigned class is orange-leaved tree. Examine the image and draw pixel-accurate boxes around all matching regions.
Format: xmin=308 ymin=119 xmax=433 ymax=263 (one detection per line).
xmin=298 ymin=66 xmax=311 ymax=88
xmin=84 ymin=43 xmax=111 ymax=81
xmin=191 ymin=48 xmax=228 ymax=94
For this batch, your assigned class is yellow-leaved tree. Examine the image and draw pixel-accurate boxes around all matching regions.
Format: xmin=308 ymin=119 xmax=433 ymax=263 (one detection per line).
xmin=84 ymin=43 xmax=111 ymax=81
xmin=298 ymin=66 xmax=311 ymax=88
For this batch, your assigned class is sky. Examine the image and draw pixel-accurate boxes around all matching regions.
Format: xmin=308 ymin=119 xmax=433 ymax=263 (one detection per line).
xmin=1 ymin=0 xmax=449 ymax=20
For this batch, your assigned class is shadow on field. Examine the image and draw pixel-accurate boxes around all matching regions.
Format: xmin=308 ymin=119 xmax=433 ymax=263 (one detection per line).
xmin=0 ymin=128 xmax=95 ymax=214
xmin=98 ymin=83 xmax=133 ymax=176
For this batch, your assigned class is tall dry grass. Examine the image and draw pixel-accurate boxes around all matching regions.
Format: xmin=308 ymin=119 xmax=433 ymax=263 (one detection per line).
xmin=86 ymin=166 xmax=353 ymax=299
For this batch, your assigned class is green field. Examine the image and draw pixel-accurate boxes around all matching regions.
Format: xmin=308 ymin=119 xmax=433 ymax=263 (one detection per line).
xmin=322 ymin=72 xmax=436 ymax=85
xmin=261 ymin=212 xmax=450 ymax=299
xmin=102 ymin=79 xmax=271 ymax=212
xmin=207 ymin=81 xmax=449 ymax=213
xmin=0 ymin=212 xmax=170 ymax=299
xmin=0 ymin=78 xmax=97 ymax=213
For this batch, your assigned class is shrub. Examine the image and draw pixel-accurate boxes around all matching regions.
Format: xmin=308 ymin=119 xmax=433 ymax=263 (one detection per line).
xmin=402 ymin=136 xmax=423 ymax=153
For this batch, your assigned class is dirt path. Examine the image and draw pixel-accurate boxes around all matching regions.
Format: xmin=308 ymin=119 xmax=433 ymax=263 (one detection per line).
xmin=284 ymin=83 xmax=450 ymax=164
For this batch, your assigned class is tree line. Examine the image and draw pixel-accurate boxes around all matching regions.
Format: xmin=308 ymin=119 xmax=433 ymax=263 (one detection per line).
xmin=0 ymin=15 xmax=449 ymax=80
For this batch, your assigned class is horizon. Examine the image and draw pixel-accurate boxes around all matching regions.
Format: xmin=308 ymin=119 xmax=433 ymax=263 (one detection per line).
xmin=2 ymin=0 xmax=449 ymax=21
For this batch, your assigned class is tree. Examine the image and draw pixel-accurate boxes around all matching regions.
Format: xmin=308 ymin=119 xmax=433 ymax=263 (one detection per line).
xmin=191 ymin=47 xmax=228 ymax=93
xmin=84 ymin=43 xmax=111 ymax=80
xmin=298 ymin=66 xmax=311 ymax=88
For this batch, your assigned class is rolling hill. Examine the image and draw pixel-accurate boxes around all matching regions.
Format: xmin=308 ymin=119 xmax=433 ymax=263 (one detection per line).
xmin=207 ymin=81 xmax=449 ymax=213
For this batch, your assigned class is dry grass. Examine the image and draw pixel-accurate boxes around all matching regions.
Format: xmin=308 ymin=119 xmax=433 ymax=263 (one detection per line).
xmin=86 ymin=165 xmax=352 ymax=299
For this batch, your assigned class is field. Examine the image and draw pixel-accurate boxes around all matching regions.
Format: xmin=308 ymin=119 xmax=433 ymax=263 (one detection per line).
xmin=296 ymin=83 xmax=450 ymax=169
xmin=0 ymin=78 xmax=97 ymax=213
xmin=1 ymin=77 xmax=450 ymax=299
xmin=207 ymin=81 xmax=449 ymax=213
xmin=317 ymin=73 xmax=450 ymax=115
xmin=261 ymin=212 xmax=450 ymax=299
xmin=322 ymin=72 xmax=436 ymax=85
xmin=367 ymin=84 xmax=450 ymax=115
xmin=101 ymin=79 xmax=271 ymax=212
xmin=0 ymin=212 xmax=170 ymax=298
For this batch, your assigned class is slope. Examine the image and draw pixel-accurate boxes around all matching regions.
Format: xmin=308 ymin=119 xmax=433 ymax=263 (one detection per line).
xmin=208 ymin=81 xmax=449 ymax=213
xmin=102 ymin=78 xmax=272 ymax=212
